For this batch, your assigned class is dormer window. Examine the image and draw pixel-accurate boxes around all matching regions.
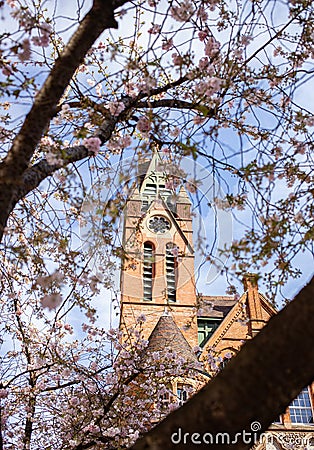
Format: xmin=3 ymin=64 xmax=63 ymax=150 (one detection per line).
xmin=197 ymin=318 xmax=223 ymax=348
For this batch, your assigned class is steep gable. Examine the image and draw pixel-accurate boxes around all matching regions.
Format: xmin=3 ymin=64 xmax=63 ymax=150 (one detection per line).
xmin=199 ymin=278 xmax=277 ymax=364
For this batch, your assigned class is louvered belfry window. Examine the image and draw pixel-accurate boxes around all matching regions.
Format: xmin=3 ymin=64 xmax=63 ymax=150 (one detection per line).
xmin=143 ymin=242 xmax=154 ymax=301
xmin=166 ymin=243 xmax=177 ymax=302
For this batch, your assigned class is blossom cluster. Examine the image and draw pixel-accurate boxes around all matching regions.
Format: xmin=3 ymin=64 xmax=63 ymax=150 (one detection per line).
xmin=40 ymin=136 xmax=64 ymax=165
xmin=107 ymin=101 xmax=125 ymax=116
xmin=170 ymin=1 xmax=194 ymax=22
xmin=106 ymin=133 xmax=132 ymax=153
xmin=83 ymin=137 xmax=101 ymax=156
xmin=8 ymin=7 xmax=52 ymax=63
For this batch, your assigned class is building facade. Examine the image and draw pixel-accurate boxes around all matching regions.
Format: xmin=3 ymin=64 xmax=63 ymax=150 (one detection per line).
xmin=119 ymin=151 xmax=314 ymax=449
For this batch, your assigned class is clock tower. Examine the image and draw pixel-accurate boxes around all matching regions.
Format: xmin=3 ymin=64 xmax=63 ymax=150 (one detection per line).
xmin=118 ymin=152 xmax=314 ymax=444
xmin=120 ymin=151 xmax=198 ymax=347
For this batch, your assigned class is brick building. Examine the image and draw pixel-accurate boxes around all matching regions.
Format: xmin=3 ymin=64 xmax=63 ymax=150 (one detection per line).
xmin=119 ymin=151 xmax=314 ymax=449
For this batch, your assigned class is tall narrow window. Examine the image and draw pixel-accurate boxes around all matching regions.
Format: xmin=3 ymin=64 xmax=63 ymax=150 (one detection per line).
xmin=143 ymin=242 xmax=154 ymax=301
xmin=166 ymin=243 xmax=177 ymax=302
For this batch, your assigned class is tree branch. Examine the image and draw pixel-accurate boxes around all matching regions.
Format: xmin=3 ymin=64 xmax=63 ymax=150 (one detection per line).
xmin=0 ymin=0 xmax=127 ymax=241
xmin=131 ymin=276 xmax=314 ymax=450
xmin=13 ymin=90 xmax=199 ymax=207
xmin=135 ymin=99 xmax=209 ymax=112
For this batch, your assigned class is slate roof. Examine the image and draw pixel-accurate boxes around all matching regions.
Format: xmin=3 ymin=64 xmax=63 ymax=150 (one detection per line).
xmin=198 ymin=295 xmax=236 ymax=319
xmin=146 ymin=314 xmax=199 ymax=365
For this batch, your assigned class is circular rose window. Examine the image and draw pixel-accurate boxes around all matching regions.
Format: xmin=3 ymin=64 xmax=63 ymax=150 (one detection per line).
xmin=148 ymin=216 xmax=171 ymax=233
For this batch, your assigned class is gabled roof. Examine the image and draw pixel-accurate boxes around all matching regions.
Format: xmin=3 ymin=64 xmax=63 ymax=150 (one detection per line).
xmin=144 ymin=195 xmax=194 ymax=254
xmin=199 ymin=290 xmax=277 ymax=357
xmin=146 ymin=314 xmax=199 ymax=365
xmin=258 ymin=292 xmax=277 ymax=316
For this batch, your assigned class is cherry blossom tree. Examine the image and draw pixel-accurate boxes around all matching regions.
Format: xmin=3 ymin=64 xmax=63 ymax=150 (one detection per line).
xmin=0 ymin=0 xmax=314 ymax=449
xmin=0 ymin=307 xmax=202 ymax=449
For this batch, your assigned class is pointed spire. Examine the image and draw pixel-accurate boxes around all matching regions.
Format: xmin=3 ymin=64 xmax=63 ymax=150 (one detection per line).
xmin=145 ymin=314 xmax=198 ymax=365
xmin=178 ymin=184 xmax=191 ymax=202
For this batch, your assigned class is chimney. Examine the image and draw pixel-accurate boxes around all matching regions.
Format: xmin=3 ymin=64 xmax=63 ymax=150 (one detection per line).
xmin=242 ymin=273 xmax=264 ymax=337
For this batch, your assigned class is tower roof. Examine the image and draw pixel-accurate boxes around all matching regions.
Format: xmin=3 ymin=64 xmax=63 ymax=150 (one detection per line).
xmin=137 ymin=149 xmax=162 ymax=190
xmin=145 ymin=314 xmax=199 ymax=365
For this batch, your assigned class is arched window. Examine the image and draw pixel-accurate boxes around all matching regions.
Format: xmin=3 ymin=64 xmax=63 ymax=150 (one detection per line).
xmin=143 ymin=242 xmax=154 ymax=301
xmin=176 ymin=384 xmax=191 ymax=406
xmin=166 ymin=243 xmax=177 ymax=302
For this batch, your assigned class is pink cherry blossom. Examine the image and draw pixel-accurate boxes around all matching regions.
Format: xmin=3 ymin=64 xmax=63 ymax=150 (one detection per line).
xmin=186 ymin=179 xmax=197 ymax=193
xmin=121 ymin=134 xmax=132 ymax=147
xmin=198 ymin=30 xmax=208 ymax=42
xmin=32 ymin=23 xmax=51 ymax=48
xmin=0 ymin=388 xmax=8 ymax=398
xmin=162 ymin=38 xmax=173 ymax=51
xmin=193 ymin=115 xmax=205 ymax=125
xmin=18 ymin=38 xmax=31 ymax=62
xmin=171 ymin=246 xmax=179 ymax=257
xmin=172 ymin=53 xmax=184 ymax=66
xmin=148 ymin=24 xmax=161 ymax=34
xmin=170 ymin=126 xmax=180 ymax=137
xmin=90 ymin=361 xmax=98 ymax=371
xmin=198 ymin=56 xmax=209 ymax=70
xmin=138 ymin=75 xmax=157 ymax=93
xmin=36 ymin=271 xmax=64 ymax=288
xmin=204 ymin=36 xmax=220 ymax=58
xmin=107 ymin=101 xmax=125 ymax=116
xmin=64 ymin=324 xmax=73 ymax=334
xmin=136 ymin=314 xmax=146 ymax=323
xmin=106 ymin=134 xmax=132 ymax=153
xmin=40 ymin=293 xmax=62 ymax=310
xmin=137 ymin=116 xmax=151 ymax=133
xmin=197 ymin=7 xmax=208 ymax=21
xmin=70 ymin=396 xmax=79 ymax=406
xmin=170 ymin=2 xmax=194 ymax=22
xmin=83 ymin=137 xmax=101 ymax=155
xmin=95 ymin=83 xmax=102 ymax=97
xmin=125 ymin=82 xmax=137 ymax=97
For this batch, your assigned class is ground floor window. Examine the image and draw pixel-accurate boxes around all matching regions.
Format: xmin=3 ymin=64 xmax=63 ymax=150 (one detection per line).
xmin=289 ymin=387 xmax=313 ymax=424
